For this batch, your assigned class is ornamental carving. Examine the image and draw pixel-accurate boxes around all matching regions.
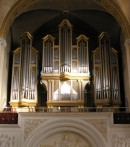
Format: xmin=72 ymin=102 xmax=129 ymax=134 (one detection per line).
xmin=0 ymin=134 xmax=18 ymax=147
xmin=24 ymin=119 xmax=48 ymax=140
xmin=112 ymin=134 xmax=130 ymax=147
xmin=40 ymin=132 xmax=91 ymax=147
xmin=85 ymin=119 xmax=107 ymax=140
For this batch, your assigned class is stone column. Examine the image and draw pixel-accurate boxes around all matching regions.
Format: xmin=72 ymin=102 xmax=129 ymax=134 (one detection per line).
xmin=124 ymin=39 xmax=130 ymax=107
xmin=0 ymin=38 xmax=7 ymax=109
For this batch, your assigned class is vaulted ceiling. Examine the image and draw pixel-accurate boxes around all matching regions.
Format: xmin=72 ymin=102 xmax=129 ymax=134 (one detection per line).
xmin=10 ymin=0 xmax=121 ymax=51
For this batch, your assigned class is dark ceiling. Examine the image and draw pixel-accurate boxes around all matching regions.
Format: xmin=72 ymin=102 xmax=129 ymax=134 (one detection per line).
xmin=10 ymin=0 xmax=121 ymax=50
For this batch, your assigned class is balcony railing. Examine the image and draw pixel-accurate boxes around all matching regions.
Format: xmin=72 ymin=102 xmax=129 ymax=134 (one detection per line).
xmin=0 ymin=107 xmax=130 ymax=113
xmin=35 ymin=107 xmax=129 ymax=113
xmin=0 ymin=107 xmax=130 ymax=124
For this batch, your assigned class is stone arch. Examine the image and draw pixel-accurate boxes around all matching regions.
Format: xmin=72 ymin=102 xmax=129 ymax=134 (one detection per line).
xmin=0 ymin=0 xmax=130 ymax=39
xmin=24 ymin=119 xmax=107 ymax=147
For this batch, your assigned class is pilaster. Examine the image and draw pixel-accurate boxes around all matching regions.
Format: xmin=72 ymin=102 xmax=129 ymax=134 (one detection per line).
xmin=124 ymin=39 xmax=130 ymax=107
xmin=0 ymin=38 xmax=7 ymax=109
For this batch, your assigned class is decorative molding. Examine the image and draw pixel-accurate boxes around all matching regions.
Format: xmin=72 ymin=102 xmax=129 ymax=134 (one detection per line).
xmin=85 ymin=119 xmax=107 ymax=140
xmin=112 ymin=134 xmax=130 ymax=147
xmin=24 ymin=119 xmax=48 ymax=140
xmin=0 ymin=134 xmax=18 ymax=147
xmin=40 ymin=132 xmax=90 ymax=147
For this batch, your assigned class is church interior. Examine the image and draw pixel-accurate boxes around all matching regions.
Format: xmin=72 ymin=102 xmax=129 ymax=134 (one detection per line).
xmin=0 ymin=0 xmax=130 ymax=147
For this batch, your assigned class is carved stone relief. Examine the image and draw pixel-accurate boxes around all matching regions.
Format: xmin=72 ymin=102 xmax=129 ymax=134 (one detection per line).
xmin=112 ymin=134 xmax=130 ymax=147
xmin=85 ymin=119 xmax=107 ymax=140
xmin=0 ymin=134 xmax=18 ymax=147
xmin=40 ymin=132 xmax=91 ymax=147
xmin=24 ymin=119 xmax=48 ymax=140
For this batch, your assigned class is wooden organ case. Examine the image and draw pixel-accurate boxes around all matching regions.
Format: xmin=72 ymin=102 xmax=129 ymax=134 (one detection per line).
xmin=9 ymin=21 xmax=122 ymax=109
xmin=93 ymin=32 xmax=121 ymax=107
xmin=10 ymin=32 xmax=38 ymax=108
xmin=41 ymin=19 xmax=90 ymax=107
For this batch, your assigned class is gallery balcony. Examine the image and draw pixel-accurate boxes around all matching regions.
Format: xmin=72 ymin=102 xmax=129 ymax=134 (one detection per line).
xmin=0 ymin=107 xmax=130 ymax=124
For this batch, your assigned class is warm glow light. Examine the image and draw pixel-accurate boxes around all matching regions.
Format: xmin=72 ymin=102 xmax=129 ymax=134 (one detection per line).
xmin=72 ymin=69 xmax=77 ymax=73
xmin=53 ymin=89 xmax=59 ymax=100
xmin=53 ymin=81 xmax=78 ymax=101
xmin=54 ymin=89 xmax=58 ymax=94
xmin=61 ymin=82 xmax=70 ymax=94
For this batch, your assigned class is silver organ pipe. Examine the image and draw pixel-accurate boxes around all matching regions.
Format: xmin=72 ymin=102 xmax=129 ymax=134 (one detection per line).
xmin=77 ymin=35 xmax=89 ymax=74
xmin=11 ymin=49 xmax=20 ymax=101
xmin=10 ymin=20 xmax=121 ymax=109
xmin=93 ymin=32 xmax=121 ymax=106
xmin=59 ymin=21 xmax=72 ymax=72
xmin=10 ymin=32 xmax=38 ymax=107
xmin=111 ymin=50 xmax=120 ymax=102
xmin=42 ymin=35 xmax=54 ymax=73
xmin=100 ymin=39 xmax=111 ymax=99
xmin=41 ymin=20 xmax=90 ymax=107
xmin=21 ymin=39 xmax=30 ymax=99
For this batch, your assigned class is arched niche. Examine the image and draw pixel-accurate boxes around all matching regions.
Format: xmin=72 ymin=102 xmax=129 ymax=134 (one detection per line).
xmin=24 ymin=119 xmax=107 ymax=147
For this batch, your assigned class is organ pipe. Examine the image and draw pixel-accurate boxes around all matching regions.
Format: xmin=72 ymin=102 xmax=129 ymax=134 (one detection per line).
xmin=93 ymin=32 xmax=121 ymax=106
xmin=10 ymin=32 xmax=38 ymax=107
xmin=59 ymin=20 xmax=72 ymax=72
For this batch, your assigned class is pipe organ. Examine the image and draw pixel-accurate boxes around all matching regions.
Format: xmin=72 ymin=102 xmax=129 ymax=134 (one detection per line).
xmin=93 ymin=32 xmax=121 ymax=107
xmin=41 ymin=20 xmax=90 ymax=107
xmin=9 ymin=20 xmax=121 ymax=108
xmin=59 ymin=20 xmax=72 ymax=73
xmin=10 ymin=32 xmax=38 ymax=107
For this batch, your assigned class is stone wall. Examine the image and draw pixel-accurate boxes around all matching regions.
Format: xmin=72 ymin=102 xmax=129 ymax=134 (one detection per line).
xmin=0 ymin=112 xmax=129 ymax=147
